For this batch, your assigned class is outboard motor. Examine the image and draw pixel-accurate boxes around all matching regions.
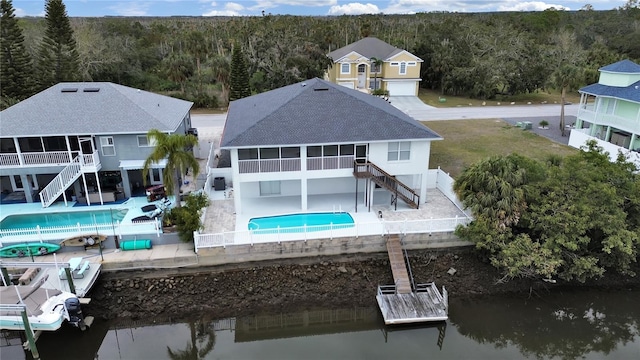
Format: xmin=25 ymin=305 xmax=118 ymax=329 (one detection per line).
xmin=64 ymin=297 xmax=86 ymax=330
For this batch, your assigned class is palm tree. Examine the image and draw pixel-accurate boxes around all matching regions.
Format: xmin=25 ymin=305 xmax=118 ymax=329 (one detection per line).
xmin=143 ymin=129 xmax=199 ymax=208
xmin=370 ymin=57 xmax=383 ymax=91
xmin=167 ymin=320 xmax=216 ymax=360
xmin=550 ymin=64 xmax=581 ymax=136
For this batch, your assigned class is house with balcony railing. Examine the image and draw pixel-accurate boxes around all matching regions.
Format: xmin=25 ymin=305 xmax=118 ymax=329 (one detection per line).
xmin=570 ymin=59 xmax=640 ymax=167
xmin=220 ymin=78 xmax=442 ymax=215
xmin=325 ymin=37 xmax=423 ymax=96
xmin=0 ymin=82 xmax=193 ymax=207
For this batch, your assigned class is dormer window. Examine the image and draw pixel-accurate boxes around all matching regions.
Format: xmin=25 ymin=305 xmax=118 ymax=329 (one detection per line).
xmin=341 ymin=63 xmax=350 ymax=74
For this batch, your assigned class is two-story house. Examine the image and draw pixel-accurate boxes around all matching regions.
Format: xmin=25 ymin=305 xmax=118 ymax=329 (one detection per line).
xmin=220 ymin=78 xmax=441 ymax=215
xmin=0 ymin=82 xmax=193 ymax=207
xmin=569 ymin=59 xmax=640 ymax=167
xmin=326 ymin=37 xmax=423 ymax=96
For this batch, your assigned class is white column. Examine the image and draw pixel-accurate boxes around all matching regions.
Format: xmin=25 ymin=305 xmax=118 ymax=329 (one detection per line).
xmin=420 ymin=172 xmax=428 ymax=205
xmin=301 ymin=179 xmax=307 ymax=210
xmin=230 ymin=149 xmax=242 ymax=214
xmin=20 ymin=174 xmax=33 ymax=203
xmin=300 ymin=146 xmax=307 ymax=211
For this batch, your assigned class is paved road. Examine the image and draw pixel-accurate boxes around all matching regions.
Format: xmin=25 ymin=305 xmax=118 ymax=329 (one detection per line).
xmin=192 ymin=105 xmax=579 ymax=124
xmin=191 ymin=114 xmax=227 ymax=128
xmin=406 ymin=104 xmax=579 ymax=121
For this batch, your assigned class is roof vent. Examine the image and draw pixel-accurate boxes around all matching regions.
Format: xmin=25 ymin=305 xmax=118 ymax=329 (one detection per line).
xmin=314 ymin=87 xmax=329 ymax=91
xmin=61 ymin=88 xmax=78 ymax=93
xmin=83 ymin=88 xmax=100 ymax=92
xmin=301 ymin=83 xmax=307 ymax=87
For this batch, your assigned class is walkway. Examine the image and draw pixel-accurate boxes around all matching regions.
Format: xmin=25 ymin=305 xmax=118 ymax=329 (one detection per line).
xmin=386 ymin=235 xmax=411 ymax=294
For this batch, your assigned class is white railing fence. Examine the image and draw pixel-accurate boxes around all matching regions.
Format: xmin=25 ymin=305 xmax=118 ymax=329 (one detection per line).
xmin=0 ymin=219 xmax=161 ymax=245
xmin=194 ymin=216 xmax=471 ymax=251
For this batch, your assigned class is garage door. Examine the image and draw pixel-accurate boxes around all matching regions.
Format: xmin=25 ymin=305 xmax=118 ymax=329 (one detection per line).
xmin=386 ymin=81 xmax=416 ymax=96
xmin=338 ymin=81 xmax=354 ymax=89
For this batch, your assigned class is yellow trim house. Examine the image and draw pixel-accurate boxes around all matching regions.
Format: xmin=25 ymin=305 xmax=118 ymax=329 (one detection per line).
xmin=326 ymin=37 xmax=423 ymax=96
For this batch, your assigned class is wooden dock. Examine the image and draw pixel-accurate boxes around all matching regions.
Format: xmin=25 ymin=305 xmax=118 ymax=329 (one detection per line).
xmin=376 ymin=235 xmax=448 ymax=325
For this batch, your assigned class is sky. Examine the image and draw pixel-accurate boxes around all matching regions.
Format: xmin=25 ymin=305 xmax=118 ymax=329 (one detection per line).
xmin=11 ymin=0 xmax=630 ymax=17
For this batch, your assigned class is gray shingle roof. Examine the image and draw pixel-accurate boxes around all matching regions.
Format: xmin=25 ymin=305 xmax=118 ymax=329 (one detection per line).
xmin=327 ymin=37 xmax=418 ymax=62
xmin=580 ymin=80 xmax=640 ymax=103
xmin=0 ymin=82 xmax=192 ymax=137
xmin=599 ymin=59 xmax=640 ymax=73
xmin=221 ymin=78 xmax=440 ymax=148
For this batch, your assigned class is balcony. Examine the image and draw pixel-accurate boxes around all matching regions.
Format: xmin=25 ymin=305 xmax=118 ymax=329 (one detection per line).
xmin=568 ymin=129 xmax=640 ymax=168
xmin=0 ymin=151 xmax=101 ymax=170
xmin=307 ymin=155 xmax=355 ymax=170
xmin=238 ymin=158 xmax=301 ymax=174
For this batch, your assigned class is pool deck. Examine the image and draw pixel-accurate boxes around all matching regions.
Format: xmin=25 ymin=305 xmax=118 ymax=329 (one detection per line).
xmin=0 ymin=196 xmax=166 ymax=243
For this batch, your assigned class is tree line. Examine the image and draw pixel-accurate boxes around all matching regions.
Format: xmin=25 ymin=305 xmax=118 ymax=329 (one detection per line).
xmin=1 ymin=0 xmax=639 ymax=109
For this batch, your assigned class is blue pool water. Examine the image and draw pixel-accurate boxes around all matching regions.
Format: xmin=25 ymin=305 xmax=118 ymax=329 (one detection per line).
xmin=0 ymin=209 xmax=129 ymax=230
xmin=248 ymin=212 xmax=354 ymax=232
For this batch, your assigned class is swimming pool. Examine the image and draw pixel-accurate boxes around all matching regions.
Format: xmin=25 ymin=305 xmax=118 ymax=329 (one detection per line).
xmin=0 ymin=209 xmax=129 ymax=230
xmin=248 ymin=212 xmax=354 ymax=232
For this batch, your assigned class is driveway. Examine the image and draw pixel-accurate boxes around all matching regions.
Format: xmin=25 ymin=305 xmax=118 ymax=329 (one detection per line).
xmin=389 ymin=96 xmax=436 ymax=116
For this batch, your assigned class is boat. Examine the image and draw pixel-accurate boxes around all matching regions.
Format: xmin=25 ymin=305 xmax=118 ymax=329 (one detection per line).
xmin=0 ymin=284 xmax=87 ymax=331
xmin=0 ymin=243 xmax=61 ymax=258
xmin=59 ymin=234 xmax=107 ymax=248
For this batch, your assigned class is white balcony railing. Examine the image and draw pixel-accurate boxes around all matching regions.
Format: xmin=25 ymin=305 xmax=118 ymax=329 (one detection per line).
xmin=238 ymin=158 xmax=301 ymax=174
xmin=307 ymin=155 xmax=355 ymax=171
xmin=0 ymin=151 xmax=100 ymax=169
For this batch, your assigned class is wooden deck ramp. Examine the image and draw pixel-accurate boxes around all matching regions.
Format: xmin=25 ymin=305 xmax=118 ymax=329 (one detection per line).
xmin=386 ymin=235 xmax=412 ymax=294
xmin=376 ymin=235 xmax=449 ymax=325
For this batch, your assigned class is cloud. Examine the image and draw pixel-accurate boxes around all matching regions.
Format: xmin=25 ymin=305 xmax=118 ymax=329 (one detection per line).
xmin=108 ymin=2 xmax=151 ymax=16
xmin=328 ymin=3 xmax=380 ymax=15
xmin=251 ymin=0 xmax=337 ymax=11
xmin=203 ymin=1 xmax=246 ymax=16
xmin=497 ymin=1 xmax=570 ymax=11
xmin=14 ymin=7 xmax=27 ymax=16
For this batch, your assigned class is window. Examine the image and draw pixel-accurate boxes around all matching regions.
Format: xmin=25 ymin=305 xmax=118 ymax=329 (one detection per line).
xmin=281 ymin=147 xmax=300 ymax=158
xmin=18 ymin=137 xmax=43 ymax=152
xmin=259 ymin=148 xmax=279 ymax=159
xmin=340 ymin=144 xmax=354 ymax=156
xmin=151 ymin=169 xmax=162 ymax=183
xmin=340 ymin=63 xmax=350 ymax=74
xmin=307 ymin=146 xmax=322 ymax=157
xmin=323 ymin=145 xmax=338 ymax=156
xmin=137 ymin=135 xmax=156 ymax=147
xmin=390 ymin=62 xmax=399 ymax=66
xmin=238 ymin=149 xmax=258 ymax=160
xmin=399 ymin=62 xmax=407 ymax=75
xmin=371 ymin=62 xmax=381 ymax=73
xmin=387 ymin=141 xmax=411 ymax=161
xmin=407 ymin=61 xmax=417 ymax=66
xmin=43 ymin=136 xmax=66 ymax=151
xmin=259 ymin=181 xmax=281 ymax=196
xmin=100 ymin=136 xmax=115 ymax=156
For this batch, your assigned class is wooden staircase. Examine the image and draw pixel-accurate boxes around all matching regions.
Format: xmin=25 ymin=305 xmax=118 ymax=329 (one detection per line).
xmin=386 ymin=235 xmax=412 ymax=294
xmin=353 ymin=161 xmax=420 ymax=209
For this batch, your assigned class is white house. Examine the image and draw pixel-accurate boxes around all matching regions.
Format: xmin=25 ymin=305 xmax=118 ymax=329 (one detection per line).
xmin=570 ymin=59 xmax=640 ymax=167
xmin=219 ymin=78 xmax=442 ymax=215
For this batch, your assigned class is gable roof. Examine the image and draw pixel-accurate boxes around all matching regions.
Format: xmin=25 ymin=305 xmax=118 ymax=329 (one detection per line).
xmin=599 ymin=59 xmax=640 ymax=73
xmin=580 ymin=80 xmax=640 ymax=104
xmin=0 ymin=82 xmax=192 ymax=137
xmin=221 ymin=78 xmax=440 ymax=148
xmin=327 ymin=37 xmax=420 ymax=62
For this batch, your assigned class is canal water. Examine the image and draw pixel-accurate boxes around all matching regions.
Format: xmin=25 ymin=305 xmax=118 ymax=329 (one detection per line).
xmin=3 ymin=288 xmax=638 ymax=359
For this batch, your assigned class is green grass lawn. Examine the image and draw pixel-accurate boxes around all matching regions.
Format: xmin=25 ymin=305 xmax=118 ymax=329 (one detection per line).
xmin=425 ymin=119 xmax=578 ymax=178
xmin=418 ymin=88 xmax=581 ymax=108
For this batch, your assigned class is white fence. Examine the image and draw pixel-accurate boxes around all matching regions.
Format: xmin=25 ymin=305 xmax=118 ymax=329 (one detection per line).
xmin=0 ymin=219 xmax=161 ymax=245
xmin=194 ymin=216 xmax=471 ymax=252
